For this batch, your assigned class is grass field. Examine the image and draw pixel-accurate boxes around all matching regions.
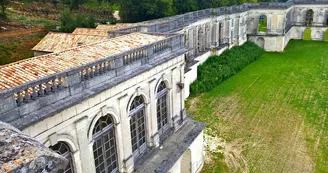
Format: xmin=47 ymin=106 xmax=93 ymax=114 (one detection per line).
xmin=0 ymin=33 xmax=46 ymax=65
xmin=187 ymin=40 xmax=328 ymax=173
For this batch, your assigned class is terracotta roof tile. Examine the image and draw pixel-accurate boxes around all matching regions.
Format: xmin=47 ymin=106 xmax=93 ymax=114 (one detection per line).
xmin=32 ymin=32 xmax=108 ymax=53
xmin=0 ymin=33 xmax=166 ymax=91
xmin=72 ymin=28 xmax=108 ymax=36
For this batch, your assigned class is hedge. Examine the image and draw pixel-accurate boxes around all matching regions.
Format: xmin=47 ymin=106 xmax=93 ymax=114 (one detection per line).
xmin=190 ymin=41 xmax=263 ymax=95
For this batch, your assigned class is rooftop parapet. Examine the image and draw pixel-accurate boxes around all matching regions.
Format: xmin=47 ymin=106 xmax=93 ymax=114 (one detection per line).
xmin=0 ymin=32 xmax=186 ymax=129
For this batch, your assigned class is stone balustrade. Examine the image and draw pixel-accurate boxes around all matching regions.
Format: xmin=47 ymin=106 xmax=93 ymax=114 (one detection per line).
xmin=0 ymin=33 xmax=185 ymax=129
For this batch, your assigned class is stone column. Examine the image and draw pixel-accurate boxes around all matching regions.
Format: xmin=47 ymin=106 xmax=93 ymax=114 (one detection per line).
xmin=75 ymin=116 xmax=96 ymax=173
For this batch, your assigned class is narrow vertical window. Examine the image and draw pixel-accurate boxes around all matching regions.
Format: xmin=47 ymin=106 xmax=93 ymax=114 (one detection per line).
xmin=156 ymin=81 xmax=168 ymax=136
xmin=129 ymin=96 xmax=146 ymax=157
xmin=50 ymin=142 xmax=75 ymax=173
xmin=92 ymin=115 xmax=118 ymax=173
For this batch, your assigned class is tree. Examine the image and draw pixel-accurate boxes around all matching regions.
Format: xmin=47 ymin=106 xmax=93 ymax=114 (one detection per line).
xmin=0 ymin=0 xmax=9 ymax=15
xmin=59 ymin=9 xmax=96 ymax=33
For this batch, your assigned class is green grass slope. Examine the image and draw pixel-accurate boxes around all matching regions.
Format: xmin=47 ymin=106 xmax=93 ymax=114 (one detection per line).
xmin=187 ymin=40 xmax=328 ymax=173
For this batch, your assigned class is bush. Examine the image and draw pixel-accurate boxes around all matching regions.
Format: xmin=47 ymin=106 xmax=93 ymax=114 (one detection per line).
xmin=59 ymin=9 xmax=96 ymax=33
xmin=190 ymin=41 xmax=263 ymax=95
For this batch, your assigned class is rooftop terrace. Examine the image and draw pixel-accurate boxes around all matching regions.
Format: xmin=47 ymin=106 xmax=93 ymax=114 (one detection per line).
xmin=32 ymin=32 xmax=108 ymax=53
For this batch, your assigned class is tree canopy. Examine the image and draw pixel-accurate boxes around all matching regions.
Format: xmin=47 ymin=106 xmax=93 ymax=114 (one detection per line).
xmin=113 ymin=0 xmax=288 ymax=22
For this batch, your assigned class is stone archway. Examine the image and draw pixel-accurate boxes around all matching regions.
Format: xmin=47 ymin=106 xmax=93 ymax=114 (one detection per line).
xmin=258 ymin=15 xmax=267 ymax=33
xmin=305 ymin=9 xmax=314 ymax=26
xmin=257 ymin=37 xmax=265 ymax=49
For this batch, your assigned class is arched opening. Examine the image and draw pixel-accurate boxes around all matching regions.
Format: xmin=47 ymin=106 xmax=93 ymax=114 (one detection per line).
xmin=205 ymin=24 xmax=210 ymax=49
xmin=50 ymin=142 xmax=75 ymax=173
xmin=156 ymin=81 xmax=169 ymax=137
xmin=198 ymin=27 xmax=203 ymax=54
xmin=315 ymin=31 xmax=321 ymax=40
xmin=92 ymin=115 xmax=118 ymax=173
xmin=257 ymin=37 xmax=265 ymax=49
xmin=305 ymin=9 xmax=314 ymax=26
xmin=218 ymin=23 xmax=222 ymax=44
xmin=303 ymin=28 xmax=312 ymax=40
xmin=324 ymin=29 xmax=328 ymax=41
xmin=129 ymin=95 xmax=147 ymax=158
xmin=180 ymin=149 xmax=192 ymax=173
xmin=211 ymin=23 xmax=217 ymax=45
xmin=258 ymin=15 xmax=267 ymax=33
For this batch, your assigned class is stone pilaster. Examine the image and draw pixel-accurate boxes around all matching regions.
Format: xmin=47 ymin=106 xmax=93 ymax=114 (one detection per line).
xmin=75 ymin=116 xmax=95 ymax=173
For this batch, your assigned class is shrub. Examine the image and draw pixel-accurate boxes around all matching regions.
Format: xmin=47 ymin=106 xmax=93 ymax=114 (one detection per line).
xmin=59 ymin=9 xmax=96 ymax=33
xmin=190 ymin=41 xmax=263 ymax=95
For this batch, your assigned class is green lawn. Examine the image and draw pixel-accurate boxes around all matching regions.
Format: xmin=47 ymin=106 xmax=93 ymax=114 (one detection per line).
xmin=187 ymin=40 xmax=328 ymax=173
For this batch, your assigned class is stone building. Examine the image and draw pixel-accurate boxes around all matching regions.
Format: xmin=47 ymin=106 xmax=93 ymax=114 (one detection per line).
xmin=1 ymin=0 xmax=328 ymax=173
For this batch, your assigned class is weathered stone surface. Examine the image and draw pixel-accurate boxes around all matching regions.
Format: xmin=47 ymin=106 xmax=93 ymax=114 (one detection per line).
xmin=0 ymin=122 xmax=68 ymax=173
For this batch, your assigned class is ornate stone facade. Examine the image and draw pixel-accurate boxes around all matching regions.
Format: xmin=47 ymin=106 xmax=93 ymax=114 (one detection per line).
xmin=0 ymin=0 xmax=328 ymax=173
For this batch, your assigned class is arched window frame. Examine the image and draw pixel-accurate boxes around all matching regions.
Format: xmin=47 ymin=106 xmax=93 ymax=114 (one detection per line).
xmin=49 ymin=141 xmax=75 ymax=173
xmin=156 ymin=81 xmax=169 ymax=136
xmin=129 ymin=95 xmax=147 ymax=158
xmin=92 ymin=115 xmax=118 ymax=173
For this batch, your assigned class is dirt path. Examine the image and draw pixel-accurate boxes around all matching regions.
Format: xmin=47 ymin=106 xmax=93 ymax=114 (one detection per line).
xmin=0 ymin=27 xmax=46 ymax=40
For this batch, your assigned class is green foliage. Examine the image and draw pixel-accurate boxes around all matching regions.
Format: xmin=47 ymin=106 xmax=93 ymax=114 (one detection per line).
xmin=187 ymin=40 xmax=328 ymax=172
xmin=190 ymin=41 xmax=263 ymax=94
xmin=118 ymin=0 xmax=175 ymax=22
xmin=0 ymin=44 xmax=12 ymax=65
xmin=303 ymin=28 xmax=311 ymax=40
xmin=115 ymin=0 xmax=282 ymax=22
xmin=59 ymin=9 xmax=96 ymax=33
xmin=0 ymin=0 xmax=9 ymax=14
xmin=258 ymin=16 xmax=267 ymax=32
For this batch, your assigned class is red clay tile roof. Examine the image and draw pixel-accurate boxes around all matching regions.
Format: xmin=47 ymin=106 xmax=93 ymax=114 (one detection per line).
xmin=72 ymin=28 xmax=108 ymax=36
xmin=0 ymin=33 xmax=166 ymax=91
xmin=32 ymin=32 xmax=108 ymax=53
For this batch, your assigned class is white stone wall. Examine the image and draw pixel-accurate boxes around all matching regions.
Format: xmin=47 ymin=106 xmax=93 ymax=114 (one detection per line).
xmin=168 ymin=131 xmax=204 ymax=173
xmin=22 ymin=54 xmax=186 ymax=173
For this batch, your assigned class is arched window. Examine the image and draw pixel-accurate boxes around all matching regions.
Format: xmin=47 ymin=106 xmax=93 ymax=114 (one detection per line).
xmin=129 ymin=96 xmax=146 ymax=157
xmin=156 ymin=81 xmax=168 ymax=135
xmin=198 ymin=27 xmax=203 ymax=53
xmin=258 ymin=15 xmax=267 ymax=33
xmin=305 ymin=9 xmax=314 ymax=26
xmin=92 ymin=115 xmax=118 ymax=173
xmin=50 ymin=142 xmax=75 ymax=173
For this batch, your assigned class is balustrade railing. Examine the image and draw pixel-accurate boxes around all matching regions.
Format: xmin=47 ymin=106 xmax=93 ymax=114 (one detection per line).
xmin=0 ymin=33 xmax=185 ymax=122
